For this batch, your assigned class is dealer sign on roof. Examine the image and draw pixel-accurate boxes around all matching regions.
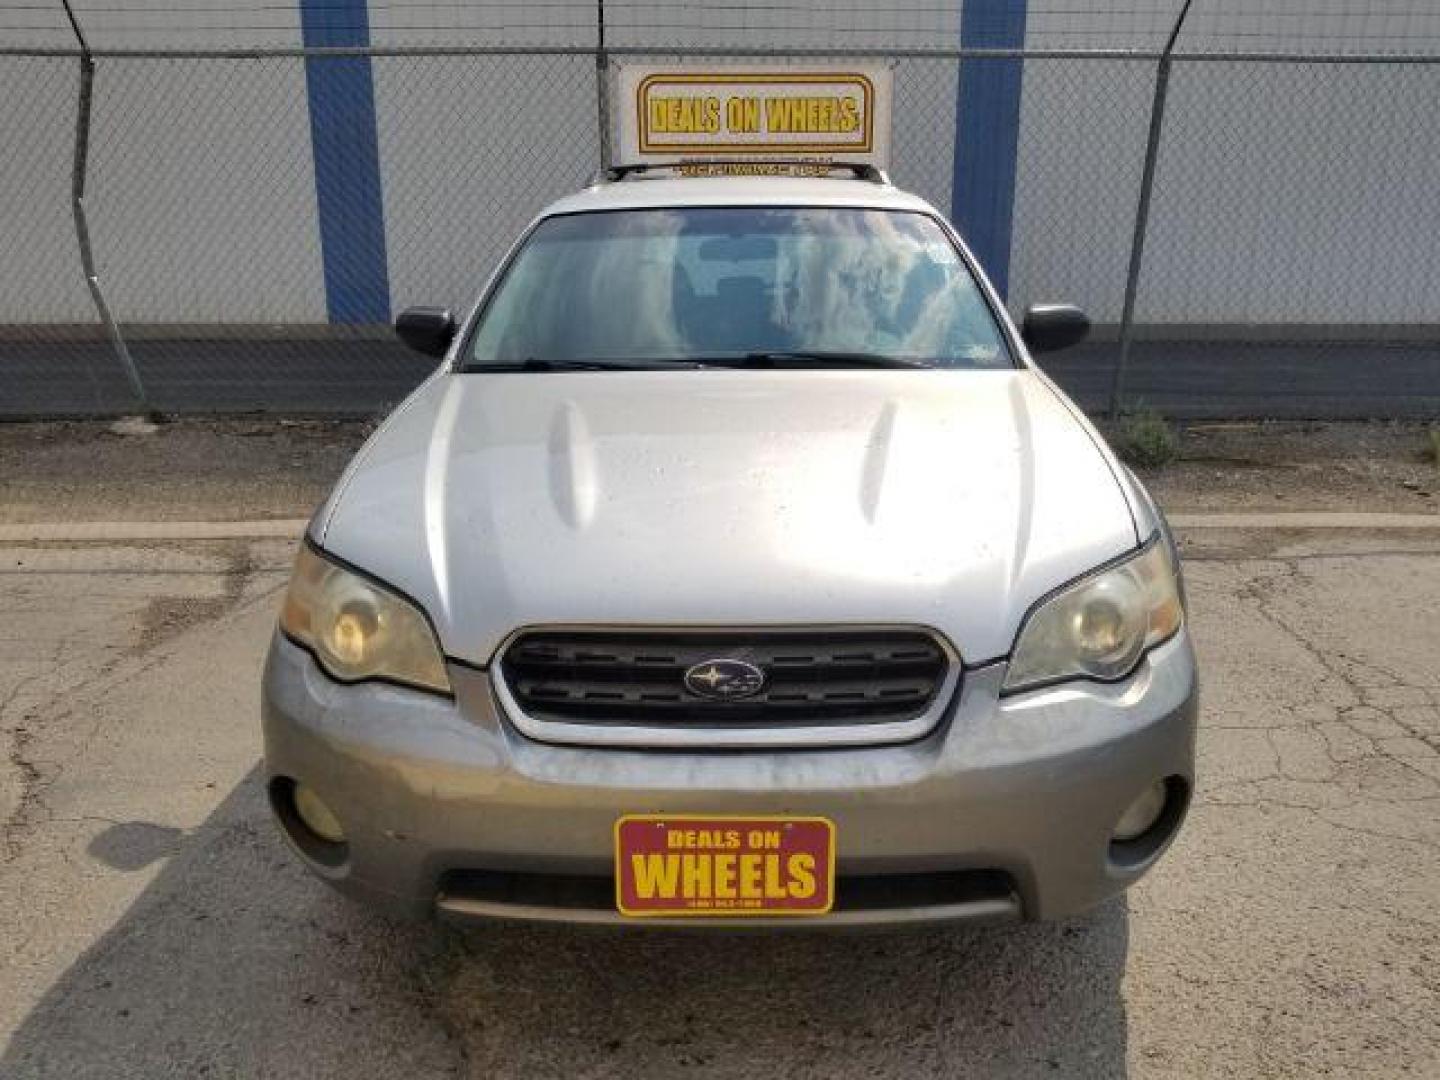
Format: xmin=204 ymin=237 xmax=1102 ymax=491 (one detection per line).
xmin=616 ymin=66 xmax=893 ymax=172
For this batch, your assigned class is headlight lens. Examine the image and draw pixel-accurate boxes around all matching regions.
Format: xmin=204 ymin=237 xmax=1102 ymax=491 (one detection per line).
xmin=280 ymin=544 xmax=451 ymax=694
xmin=1003 ymin=536 xmax=1182 ymax=693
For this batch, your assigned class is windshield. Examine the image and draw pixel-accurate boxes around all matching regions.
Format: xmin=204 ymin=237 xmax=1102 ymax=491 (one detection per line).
xmin=463 ymin=207 xmax=1012 ymax=370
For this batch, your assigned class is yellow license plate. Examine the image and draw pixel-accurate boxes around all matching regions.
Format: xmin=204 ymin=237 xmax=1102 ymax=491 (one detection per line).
xmin=614 ymin=815 xmax=835 ymax=917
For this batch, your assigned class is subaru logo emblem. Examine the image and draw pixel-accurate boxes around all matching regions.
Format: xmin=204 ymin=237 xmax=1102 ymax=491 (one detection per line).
xmin=683 ymin=658 xmax=767 ymax=701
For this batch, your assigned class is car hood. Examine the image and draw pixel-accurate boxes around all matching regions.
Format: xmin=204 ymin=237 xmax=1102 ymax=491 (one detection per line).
xmin=317 ymin=369 xmax=1139 ymax=666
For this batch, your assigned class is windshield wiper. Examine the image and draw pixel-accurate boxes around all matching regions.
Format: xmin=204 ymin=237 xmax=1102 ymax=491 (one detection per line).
xmin=694 ymin=351 xmax=935 ymax=370
xmin=469 ymin=358 xmax=705 ymax=372
xmin=469 ymin=354 xmax=933 ymax=372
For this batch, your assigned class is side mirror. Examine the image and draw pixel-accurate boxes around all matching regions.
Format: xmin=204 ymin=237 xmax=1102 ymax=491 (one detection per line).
xmin=1020 ymin=304 xmax=1090 ymax=354
xmin=395 ymin=306 xmax=457 ymax=358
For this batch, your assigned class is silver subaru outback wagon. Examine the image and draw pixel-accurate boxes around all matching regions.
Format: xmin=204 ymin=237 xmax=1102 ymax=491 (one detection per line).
xmin=263 ymin=164 xmax=1197 ymax=927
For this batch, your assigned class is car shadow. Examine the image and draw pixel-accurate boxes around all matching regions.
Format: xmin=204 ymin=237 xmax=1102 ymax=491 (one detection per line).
xmin=2 ymin=768 xmax=1131 ymax=1078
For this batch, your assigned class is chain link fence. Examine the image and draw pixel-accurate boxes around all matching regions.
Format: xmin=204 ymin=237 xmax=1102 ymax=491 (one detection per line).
xmin=2 ymin=3 xmax=1439 ymax=419
xmin=1101 ymin=53 xmax=1440 ymax=418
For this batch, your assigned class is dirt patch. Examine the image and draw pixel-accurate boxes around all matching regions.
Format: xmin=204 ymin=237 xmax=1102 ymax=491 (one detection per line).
xmin=131 ymin=543 xmax=258 ymax=654
xmin=0 ymin=419 xmax=371 ymax=525
xmin=1106 ymin=420 xmax=1439 ymax=514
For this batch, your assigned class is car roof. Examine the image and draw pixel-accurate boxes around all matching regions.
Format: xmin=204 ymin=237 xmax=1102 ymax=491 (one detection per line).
xmin=539 ymin=175 xmax=941 ymax=218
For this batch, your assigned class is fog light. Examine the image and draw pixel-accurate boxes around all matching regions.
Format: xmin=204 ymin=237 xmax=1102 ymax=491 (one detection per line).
xmin=293 ymin=784 xmax=346 ymax=844
xmin=1113 ymin=780 xmax=1167 ymax=842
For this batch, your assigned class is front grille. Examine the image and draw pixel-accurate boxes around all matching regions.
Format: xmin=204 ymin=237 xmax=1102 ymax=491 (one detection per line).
xmin=497 ymin=628 xmax=953 ymax=730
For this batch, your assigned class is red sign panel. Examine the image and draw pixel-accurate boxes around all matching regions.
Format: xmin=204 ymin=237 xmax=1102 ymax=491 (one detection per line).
xmin=615 ymin=815 xmax=835 ymax=917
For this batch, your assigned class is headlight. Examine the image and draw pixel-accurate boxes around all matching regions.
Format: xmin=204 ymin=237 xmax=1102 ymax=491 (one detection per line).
xmin=279 ymin=544 xmax=451 ymax=694
xmin=1003 ymin=535 xmax=1182 ymax=693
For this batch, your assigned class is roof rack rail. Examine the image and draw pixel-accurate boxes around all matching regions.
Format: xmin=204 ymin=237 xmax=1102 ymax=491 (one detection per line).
xmin=592 ymin=160 xmax=891 ymax=185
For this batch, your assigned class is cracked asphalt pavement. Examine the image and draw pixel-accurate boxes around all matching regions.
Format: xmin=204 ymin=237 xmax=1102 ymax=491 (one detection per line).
xmin=1 ymin=527 xmax=1438 ymax=1078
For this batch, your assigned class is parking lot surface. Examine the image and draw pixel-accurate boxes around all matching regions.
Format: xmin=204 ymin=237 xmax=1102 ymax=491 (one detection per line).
xmin=1 ymin=523 xmax=1439 ymax=1078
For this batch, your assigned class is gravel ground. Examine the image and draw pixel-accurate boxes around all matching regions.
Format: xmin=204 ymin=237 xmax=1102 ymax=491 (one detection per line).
xmin=1137 ymin=421 xmax=1440 ymax=514
xmin=0 ymin=419 xmax=365 ymax=525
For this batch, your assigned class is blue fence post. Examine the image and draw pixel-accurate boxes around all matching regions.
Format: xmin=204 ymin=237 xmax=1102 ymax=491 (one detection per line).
xmin=951 ymin=0 xmax=1028 ymax=299
xmin=299 ymin=0 xmax=391 ymax=325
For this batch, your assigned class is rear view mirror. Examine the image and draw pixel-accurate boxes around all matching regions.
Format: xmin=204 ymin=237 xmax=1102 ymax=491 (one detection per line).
xmin=1020 ymin=304 xmax=1090 ymax=354
xmin=395 ymin=306 xmax=457 ymax=357
xmin=698 ymin=234 xmax=777 ymax=261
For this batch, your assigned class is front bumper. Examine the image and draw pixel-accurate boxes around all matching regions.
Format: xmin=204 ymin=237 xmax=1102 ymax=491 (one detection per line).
xmin=261 ymin=630 xmax=1198 ymax=927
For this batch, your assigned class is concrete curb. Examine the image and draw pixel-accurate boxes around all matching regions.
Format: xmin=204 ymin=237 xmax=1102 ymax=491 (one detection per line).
xmin=1166 ymin=512 xmax=1440 ymax=530
xmin=0 ymin=520 xmax=309 ymax=542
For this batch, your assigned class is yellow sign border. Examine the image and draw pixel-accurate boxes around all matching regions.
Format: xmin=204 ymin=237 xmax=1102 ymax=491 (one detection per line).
xmin=635 ymin=72 xmax=876 ymax=155
xmin=614 ymin=814 xmax=838 ymax=918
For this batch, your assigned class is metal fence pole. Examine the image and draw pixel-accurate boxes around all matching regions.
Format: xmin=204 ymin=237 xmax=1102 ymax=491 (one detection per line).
xmin=1109 ymin=0 xmax=1194 ymax=420
xmin=62 ymin=1 xmax=155 ymax=418
xmin=594 ymin=0 xmax=612 ymax=168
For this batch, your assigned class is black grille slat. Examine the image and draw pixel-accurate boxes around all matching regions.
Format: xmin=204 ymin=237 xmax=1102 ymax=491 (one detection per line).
xmin=500 ymin=629 xmax=951 ymax=729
